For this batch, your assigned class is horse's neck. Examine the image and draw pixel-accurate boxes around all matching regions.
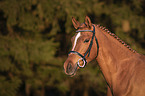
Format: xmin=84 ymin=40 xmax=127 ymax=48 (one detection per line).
xmin=95 ymin=25 xmax=137 ymax=86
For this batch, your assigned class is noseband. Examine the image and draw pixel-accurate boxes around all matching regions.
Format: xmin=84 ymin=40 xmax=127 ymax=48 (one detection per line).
xmin=68 ymin=25 xmax=99 ymax=68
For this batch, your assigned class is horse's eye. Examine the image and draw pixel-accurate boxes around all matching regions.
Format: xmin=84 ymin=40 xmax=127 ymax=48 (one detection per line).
xmin=84 ymin=39 xmax=90 ymax=43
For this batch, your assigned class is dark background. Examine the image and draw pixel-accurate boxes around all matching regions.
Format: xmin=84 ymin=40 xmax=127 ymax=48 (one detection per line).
xmin=0 ymin=0 xmax=145 ymax=96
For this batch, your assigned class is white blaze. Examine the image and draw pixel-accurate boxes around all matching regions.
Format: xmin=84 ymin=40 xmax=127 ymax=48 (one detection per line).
xmin=72 ymin=32 xmax=81 ymax=51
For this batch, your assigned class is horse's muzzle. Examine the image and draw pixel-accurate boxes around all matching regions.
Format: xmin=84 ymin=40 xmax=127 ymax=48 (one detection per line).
xmin=64 ymin=60 xmax=78 ymax=76
xmin=66 ymin=62 xmax=73 ymax=74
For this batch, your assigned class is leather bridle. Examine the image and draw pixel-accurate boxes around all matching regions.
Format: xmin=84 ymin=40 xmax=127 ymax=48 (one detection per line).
xmin=68 ymin=25 xmax=99 ymax=68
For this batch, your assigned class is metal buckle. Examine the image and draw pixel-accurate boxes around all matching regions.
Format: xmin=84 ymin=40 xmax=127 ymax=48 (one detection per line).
xmin=77 ymin=58 xmax=86 ymax=68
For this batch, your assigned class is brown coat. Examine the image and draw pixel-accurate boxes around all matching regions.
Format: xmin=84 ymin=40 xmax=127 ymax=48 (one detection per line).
xmin=64 ymin=16 xmax=145 ymax=96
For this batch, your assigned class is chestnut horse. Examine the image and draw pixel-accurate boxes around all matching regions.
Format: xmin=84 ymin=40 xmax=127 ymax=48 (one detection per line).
xmin=64 ymin=16 xmax=145 ymax=96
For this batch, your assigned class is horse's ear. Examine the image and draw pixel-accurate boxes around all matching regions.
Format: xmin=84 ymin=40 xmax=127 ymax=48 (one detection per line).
xmin=85 ymin=16 xmax=92 ymax=28
xmin=72 ymin=17 xmax=80 ymax=29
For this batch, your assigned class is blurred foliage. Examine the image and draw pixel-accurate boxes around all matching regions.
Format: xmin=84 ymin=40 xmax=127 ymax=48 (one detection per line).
xmin=0 ymin=0 xmax=145 ymax=96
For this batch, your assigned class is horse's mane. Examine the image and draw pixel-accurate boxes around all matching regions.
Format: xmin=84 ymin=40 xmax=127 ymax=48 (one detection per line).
xmin=96 ymin=24 xmax=136 ymax=53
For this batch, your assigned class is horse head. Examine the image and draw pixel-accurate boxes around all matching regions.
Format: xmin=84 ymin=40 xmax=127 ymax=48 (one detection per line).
xmin=64 ymin=16 xmax=99 ymax=76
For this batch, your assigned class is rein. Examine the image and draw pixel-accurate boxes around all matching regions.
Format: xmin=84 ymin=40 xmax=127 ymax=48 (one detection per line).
xmin=68 ymin=25 xmax=99 ymax=68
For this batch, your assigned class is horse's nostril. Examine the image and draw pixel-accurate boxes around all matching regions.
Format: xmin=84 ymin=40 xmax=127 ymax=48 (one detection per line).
xmin=66 ymin=63 xmax=72 ymax=73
